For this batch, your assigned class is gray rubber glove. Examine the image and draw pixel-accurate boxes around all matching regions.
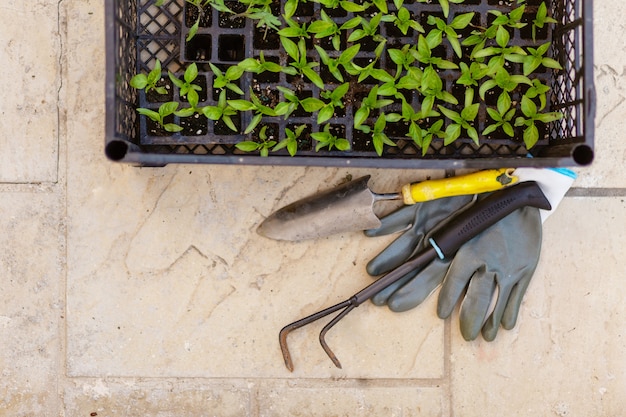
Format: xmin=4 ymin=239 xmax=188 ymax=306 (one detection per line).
xmin=438 ymin=206 xmax=541 ymax=340
xmin=366 ymin=168 xmax=576 ymax=341
xmin=364 ymin=195 xmax=474 ymax=307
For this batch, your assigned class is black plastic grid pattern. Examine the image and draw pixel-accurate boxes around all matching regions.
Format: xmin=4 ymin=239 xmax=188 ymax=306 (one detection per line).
xmin=105 ymin=0 xmax=594 ymax=167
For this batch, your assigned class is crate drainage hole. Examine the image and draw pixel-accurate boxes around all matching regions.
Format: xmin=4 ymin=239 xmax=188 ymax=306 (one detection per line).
xmin=218 ymin=35 xmax=245 ymax=62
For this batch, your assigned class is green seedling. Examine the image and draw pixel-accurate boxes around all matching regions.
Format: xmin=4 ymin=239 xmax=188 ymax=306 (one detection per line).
xmin=395 ymin=67 xmax=424 ymax=91
xmin=339 ymin=0 xmax=371 ymax=13
xmin=508 ymin=42 xmax=562 ymax=76
xmin=532 ymin=2 xmax=557 ymax=42
xmin=137 ymin=102 xmax=183 ymax=133
xmin=130 ymin=59 xmax=168 ymax=95
xmin=357 ymin=114 xmax=397 ymax=156
xmin=348 ymin=13 xmax=387 ymax=59
xmin=417 ymin=0 xmax=465 ymax=18
xmin=524 ymin=78 xmax=551 ymax=111
xmin=202 ymin=89 xmax=238 ymax=132
xmin=426 ymin=13 xmax=475 ymax=58
xmin=312 ymin=125 xmax=350 ymax=151
xmin=438 ymin=88 xmax=480 ymax=145
xmin=228 ymin=88 xmax=279 ymax=134
xmin=371 ymin=0 xmax=388 ymax=13
xmin=315 ymin=44 xmax=360 ymax=82
xmin=235 ymin=0 xmax=281 ymax=36
xmin=456 ymin=61 xmax=490 ymax=87
xmin=413 ymin=34 xmax=458 ymax=70
xmin=277 ymin=16 xmax=310 ymax=39
xmin=274 ymin=86 xmax=304 ymax=119
xmin=462 ymin=25 xmax=498 ymax=59
xmin=168 ymin=63 xmax=203 ymax=108
xmin=515 ymin=95 xmax=563 ymax=149
xmin=348 ymin=61 xmax=395 ymax=85
xmin=316 ymin=0 xmax=367 ymax=11
xmin=274 ymin=86 xmax=325 ymax=119
xmin=420 ymin=65 xmax=458 ymax=107
xmin=400 ymin=97 xmax=444 ymax=155
xmin=381 ymin=0 xmax=424 ymax=36
xmin=235 ymin=125 xmax=276 ymax=156
xmin=273 ymin=124 xmax=307 ymax=156
xmin=174 ymin=87 xmax=201 ymax=118
xmin=209 ymin=63 xmax=245 ymax=96
xmin=307 ymin=11 xmax=361 ymax=51
xmin=483 ymin=92 xmax=516 ymax=137
xmin=462 ymin=5 xmax=523 ymax=58
xmin=479 ymin=67 xmax=532 ymax=105
xmin=281 ymin=37 xmax=325 ymax=89
xmin=317 ymin=82 xmax=350 ymax=124
xmin=472 ymin=24 xmax=527 ymax=73
xmin=488 ymin=4 xmax=526 ymax=30
xmin=387 ymin=44 xmax=417 ymax=76
xmin=283 ymin=0 xmax=309 ymax=19
xmin=354 ymin=85 xmax=394 ymax=128
xmin=237 ymin=51 xmax=283 ymax=74
xmin=413 ymin=119 xmax=445 ymax=156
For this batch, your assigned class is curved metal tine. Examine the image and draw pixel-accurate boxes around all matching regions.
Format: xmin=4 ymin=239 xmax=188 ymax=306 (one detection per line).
xmin=279 ymin=299 xmax=352 ymax=372
xmin=319 ymin=303 xmax=356 ymax=369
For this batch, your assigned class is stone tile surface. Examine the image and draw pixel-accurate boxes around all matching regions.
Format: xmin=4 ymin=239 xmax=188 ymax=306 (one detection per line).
xmin=0 ymin=189 xmax=64 ymax=415
xmin=2 ymin=0 xmax=626 ymax=415
xmin=0 ymin=0 xmax=60 ymax=183
xmin=65 ymin=164 xmax=446 ymax=379
xmin=256 ymin=383 xmax=446 ymax=417
xmin=574 ymin=1 xmax=626 ymax=187
xmin=63 ymin=378 xmax=251 ymax=417
xmin=449 ymin=197 xmax=626 ymax=416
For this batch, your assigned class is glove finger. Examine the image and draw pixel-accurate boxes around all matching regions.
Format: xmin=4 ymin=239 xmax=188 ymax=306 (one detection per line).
xmin=459 ymin=270 xmax=497 ymax=341
xmin=366 ymin=230 xmax=424 ymax=276
xmin=437 ymin=256 xmax=480 ymax=319
xmin=370 ymin=269 xmax=418 ymax=306
xmin=387 ymin=258 xmax=450 ymax=312
xmin=481 ymin=284 xmax=513 ymax=342
xmin=501 ymin=271 xmax=534 ymax=330
xmin=364 ymin=204 xmax=419 ymax=237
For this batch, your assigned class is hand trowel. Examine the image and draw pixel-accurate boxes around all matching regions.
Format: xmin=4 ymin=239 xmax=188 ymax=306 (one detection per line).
xmin=257 ymin=169 xmax=517 ymax=241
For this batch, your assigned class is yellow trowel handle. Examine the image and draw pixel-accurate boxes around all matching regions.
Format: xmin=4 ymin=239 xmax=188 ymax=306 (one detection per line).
xmin=401 ymin=169 xmax=518 ymax=204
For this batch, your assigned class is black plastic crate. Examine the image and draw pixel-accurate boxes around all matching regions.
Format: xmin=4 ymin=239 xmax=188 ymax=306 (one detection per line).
xmin=105 ymin=0 xmax=595 ymax=167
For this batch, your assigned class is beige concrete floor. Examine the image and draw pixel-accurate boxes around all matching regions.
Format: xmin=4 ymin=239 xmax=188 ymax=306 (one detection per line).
xmin=1 ymin=0 xmax=625 ymax=416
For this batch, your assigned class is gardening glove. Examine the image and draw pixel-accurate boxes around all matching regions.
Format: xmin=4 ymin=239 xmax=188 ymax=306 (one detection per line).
xmin=364 ymin=194 xmax=475 ymax=306
xmin=366 ymin=167 xmax=576 ymax=341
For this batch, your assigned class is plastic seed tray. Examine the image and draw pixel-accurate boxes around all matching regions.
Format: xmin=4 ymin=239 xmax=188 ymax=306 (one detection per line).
xmin=105 ymin=0 xmax=595 ymax=167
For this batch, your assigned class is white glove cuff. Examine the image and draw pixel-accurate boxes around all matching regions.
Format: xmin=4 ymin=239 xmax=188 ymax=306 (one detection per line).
xmin=513 ymin=167 xmax=576 ymax=223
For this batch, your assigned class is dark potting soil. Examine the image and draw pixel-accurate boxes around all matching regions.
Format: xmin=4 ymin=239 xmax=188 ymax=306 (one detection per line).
xmin=352 ymin=128 xmax=375 ymax=152
xmin=185 ymin=4 xmax=212 ymax=28
xmin=251 ymin=123 xmax=279 ymax=143
xmin=214 ymin=115 xmax=242 ymax=135
xmin=220 ymin=2 xmax=247 ymax=28
xmin=253 ymin=27 xmax=280 ymax=51
xmin=145 ymin=77 xmax=173 ymax=103
xmin=180 ymin=113 xmax=208 ymax=136
xmin=146 ymin=116 xmax=175 ymax=137
xmin=251 ymin=85 xmax=280 ymax=108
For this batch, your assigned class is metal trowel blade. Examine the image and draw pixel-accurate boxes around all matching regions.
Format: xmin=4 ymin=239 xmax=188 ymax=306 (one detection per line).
xmin=257 ymin=176 xmax=382 ymax=241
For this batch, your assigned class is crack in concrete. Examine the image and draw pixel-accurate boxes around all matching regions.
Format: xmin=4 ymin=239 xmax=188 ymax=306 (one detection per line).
xmin=56 ymin=0 xmax=65 ymax=185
